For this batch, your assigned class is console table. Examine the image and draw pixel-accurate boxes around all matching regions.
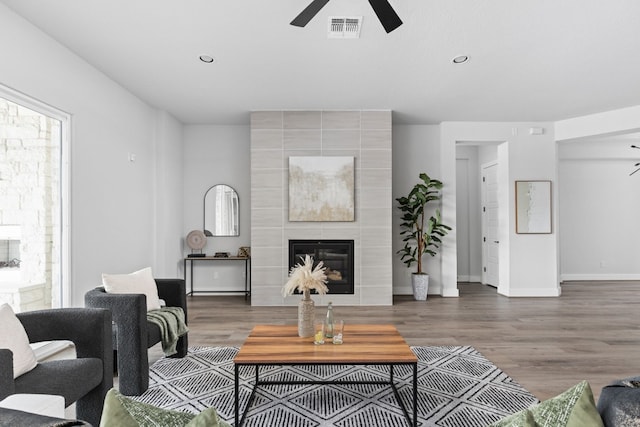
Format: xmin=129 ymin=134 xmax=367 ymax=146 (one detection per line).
xmin=183 ymin=256 xmax=250 ymax=299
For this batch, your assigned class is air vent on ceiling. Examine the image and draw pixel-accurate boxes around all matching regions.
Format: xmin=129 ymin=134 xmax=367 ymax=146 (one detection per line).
xmin=328 ymin=16 xmax=362 ymax=39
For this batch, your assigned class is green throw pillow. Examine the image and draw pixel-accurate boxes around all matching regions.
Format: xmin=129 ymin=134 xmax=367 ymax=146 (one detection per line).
xmin=489 ymin=380 xmax=604 ymax=427
xmin=530 ymin=381 xmax=603 ymax=427
xmin=489 ymin=408 xmax=537 ymax=427
xmin=100 ymin=388 xmax=231 ymax=427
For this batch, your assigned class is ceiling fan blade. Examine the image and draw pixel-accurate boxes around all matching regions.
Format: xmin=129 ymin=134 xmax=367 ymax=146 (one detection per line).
xmin=368 ymin=0 xmax=403 ymax=33
xmin=290 ymin=0 xmax=331 ymax=27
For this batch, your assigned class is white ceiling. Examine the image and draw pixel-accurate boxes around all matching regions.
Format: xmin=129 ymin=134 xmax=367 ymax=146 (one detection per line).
xmin=2 ymin=0 xmax=640 ymax=125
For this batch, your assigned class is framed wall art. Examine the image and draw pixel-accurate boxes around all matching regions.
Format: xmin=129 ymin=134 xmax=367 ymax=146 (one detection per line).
xmin=515 ymin=180 xmax=552 ymax=234
xmin=288 ymin=156 xmax=355 ymax=222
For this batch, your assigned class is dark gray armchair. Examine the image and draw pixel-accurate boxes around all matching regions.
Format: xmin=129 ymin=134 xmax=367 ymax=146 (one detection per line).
xmin=0 ymin=407 xmax=91 ymax=427
xmin=597 ymin=375 xmax=640 ymax=427
xmin=0 ymin=308 xmax=113 ymax=427
xmin=84 ymin=278 xmax=188 ymax=396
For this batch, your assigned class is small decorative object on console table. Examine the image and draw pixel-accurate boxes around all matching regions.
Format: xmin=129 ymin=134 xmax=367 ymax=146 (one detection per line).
xmin=186 ymin=230 xmax=207 ymax=257
xmin=282 ymin=255 xmax=328 ymax=337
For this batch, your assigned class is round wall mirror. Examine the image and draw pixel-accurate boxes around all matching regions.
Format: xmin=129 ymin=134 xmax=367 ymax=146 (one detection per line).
xmin=204 ymin=184 xmax=239 ymax=236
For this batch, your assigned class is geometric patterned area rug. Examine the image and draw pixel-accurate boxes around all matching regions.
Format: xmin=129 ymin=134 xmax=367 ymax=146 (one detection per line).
xmin=134 ymin=346 xmax=539 ymax=426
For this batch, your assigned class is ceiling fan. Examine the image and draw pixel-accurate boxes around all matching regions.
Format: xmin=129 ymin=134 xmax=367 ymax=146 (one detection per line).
xmin=290 ymin=0 xmax=403 ymax=33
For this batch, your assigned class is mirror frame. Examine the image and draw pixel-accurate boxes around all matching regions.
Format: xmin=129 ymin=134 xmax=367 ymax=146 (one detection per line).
xmin=203 ymin=184 xmax=240 ymax=237
xmin=515 ymin=180 xmax=552 ymax=234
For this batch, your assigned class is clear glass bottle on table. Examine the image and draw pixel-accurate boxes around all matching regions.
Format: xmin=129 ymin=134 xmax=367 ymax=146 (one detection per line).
xmin=324 ymin=301 xmax=334 ymax=339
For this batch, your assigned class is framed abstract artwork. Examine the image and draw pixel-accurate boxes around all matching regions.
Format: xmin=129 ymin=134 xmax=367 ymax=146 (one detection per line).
xmin=515 ymin=180 xmax=552 ymax=234
xmin=288 ymin=156 xmax=355 ymax=221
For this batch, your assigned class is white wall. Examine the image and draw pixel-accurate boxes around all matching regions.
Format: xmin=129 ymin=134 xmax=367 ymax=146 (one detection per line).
xmin=153 ymin=111 xmax=184 ymax=277
xmin=558 ymin=139 xmax=640 ymax=280
xmin=392 ymin=125 xmax=442 ymax=294
xmin=504 ymin=125 xmax=559 ymax=296
xmin=555 ymin=106 xmax=640 ymax=281
xmin=555 ymin=105 xmax=640 ymax=142
xmin=182 ymin=125 xmax=251 ymax=292
xmin=0 ymin=4 xmax=184 ymax=306
xmin=479 ymin=145 xmax=498 ymax=166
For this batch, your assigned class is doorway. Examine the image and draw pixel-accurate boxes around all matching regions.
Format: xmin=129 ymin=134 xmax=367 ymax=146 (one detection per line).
xmin=455 ymin=143 xmax=501 ymax=292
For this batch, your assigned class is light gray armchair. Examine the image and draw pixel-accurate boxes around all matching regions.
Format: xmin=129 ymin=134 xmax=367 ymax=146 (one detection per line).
xmin=0 ymin=308 xmax=113 ymax=427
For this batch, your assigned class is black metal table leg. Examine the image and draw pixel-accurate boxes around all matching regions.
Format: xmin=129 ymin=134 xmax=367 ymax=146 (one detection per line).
xmin=244 ymin=259 xmax=248 ymax=300
xmin=237 ymin=362 xmax=417 ymax=426
xmin=234 ymin=364 xmax=239 ymax=427
xmin=412 ymin=362 xmax=418 ymax=427
xmin=190 ymin=259 xmax=194 ymax=295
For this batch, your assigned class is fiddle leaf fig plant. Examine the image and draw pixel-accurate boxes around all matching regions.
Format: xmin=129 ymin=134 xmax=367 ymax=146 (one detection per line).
xmin=396 ymin=173 xmax=452 ymax=274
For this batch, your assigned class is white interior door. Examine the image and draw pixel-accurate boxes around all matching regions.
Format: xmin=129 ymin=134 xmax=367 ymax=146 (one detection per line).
xmin=482 ymin=162 xmax=499 ymax=287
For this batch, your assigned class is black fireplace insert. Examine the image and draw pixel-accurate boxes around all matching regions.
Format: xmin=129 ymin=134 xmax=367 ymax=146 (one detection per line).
xmin=288 ymin=240 xmax=354 ymax=294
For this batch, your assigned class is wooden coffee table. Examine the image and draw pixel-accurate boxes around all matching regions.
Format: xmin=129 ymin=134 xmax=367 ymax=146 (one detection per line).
xmin=233 ymin=324 xmax=418 ymax=427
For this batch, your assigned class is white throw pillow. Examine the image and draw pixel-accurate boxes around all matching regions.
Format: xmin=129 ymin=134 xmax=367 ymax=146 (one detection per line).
xmin=102 ymin=267 xmax=161 ymax=311
xmin=0 ymin=303 xmax=38 ymax=378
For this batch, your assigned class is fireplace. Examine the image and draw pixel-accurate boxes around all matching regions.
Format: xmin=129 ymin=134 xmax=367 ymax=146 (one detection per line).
xmin=288 ymin=240 xmax=354 ymax=294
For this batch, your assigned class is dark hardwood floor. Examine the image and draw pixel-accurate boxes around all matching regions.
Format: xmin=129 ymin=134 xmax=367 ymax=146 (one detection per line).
xmin=184 ymin=281 xmax=640 ymax=401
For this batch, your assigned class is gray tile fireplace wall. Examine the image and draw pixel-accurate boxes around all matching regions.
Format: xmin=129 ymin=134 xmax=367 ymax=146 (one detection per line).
xmin=250 ymin=110 xmax=393 ymax=306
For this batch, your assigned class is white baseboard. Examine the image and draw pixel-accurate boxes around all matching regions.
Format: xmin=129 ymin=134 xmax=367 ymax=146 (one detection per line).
xmin=393 ymin=285 xmax=413 ymax=295
xmin=457 ymin=275 xmax=482 ymax=283
xmin=499 ymin=286 xmax=561 ymax=297
xmin=561 ymin=274 xmax=640 ymax=282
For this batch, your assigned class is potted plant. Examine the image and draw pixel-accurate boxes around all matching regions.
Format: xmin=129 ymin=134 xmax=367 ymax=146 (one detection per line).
xmin=396 ymin=173 xmax=452 ymax=300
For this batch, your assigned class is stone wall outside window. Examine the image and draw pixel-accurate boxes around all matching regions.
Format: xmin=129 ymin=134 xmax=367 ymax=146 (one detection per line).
xmin=0 ymin=98 xmax=60 ymax=311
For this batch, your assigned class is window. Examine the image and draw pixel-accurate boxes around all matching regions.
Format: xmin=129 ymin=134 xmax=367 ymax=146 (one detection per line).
xmin=0 ymin=87 xmax=70 ymax=311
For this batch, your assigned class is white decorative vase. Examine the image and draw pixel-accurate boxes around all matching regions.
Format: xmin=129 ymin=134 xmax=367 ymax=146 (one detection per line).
xmin=298 ymin=290 xmax=315 ymax=337
xmin=412 ymin=274 xmax=429 ymax=301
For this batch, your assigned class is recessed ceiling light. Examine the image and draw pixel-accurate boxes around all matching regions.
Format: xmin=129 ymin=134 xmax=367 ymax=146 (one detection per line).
xmin=199 ymin=55 xmax=215 ymax=63
xmin=452 ymin=55 xmax=469 ymax=64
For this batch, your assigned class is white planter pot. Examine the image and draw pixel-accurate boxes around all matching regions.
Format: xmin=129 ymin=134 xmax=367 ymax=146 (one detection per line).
xmin=412 ymin=274 xmax=429 ymax=301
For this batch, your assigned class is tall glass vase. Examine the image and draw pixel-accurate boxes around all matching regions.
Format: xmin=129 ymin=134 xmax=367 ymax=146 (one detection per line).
xmin=298 ymin=289 xmax=314 ymax=337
